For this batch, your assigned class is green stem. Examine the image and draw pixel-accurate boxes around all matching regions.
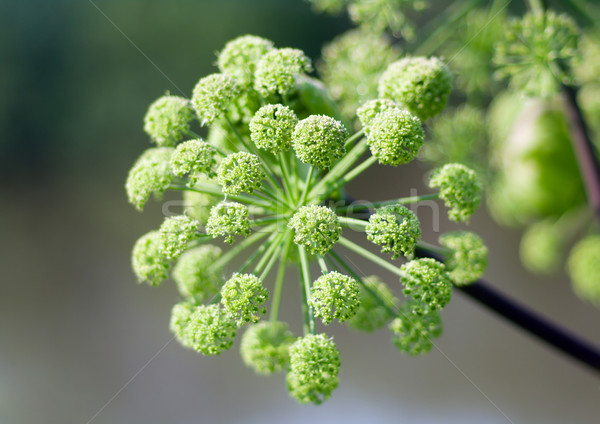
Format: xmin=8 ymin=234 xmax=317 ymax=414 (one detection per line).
xmin=169 ymin=183 xmax=273 ymax=211
xmin=344 ymin=128 xmax=365 ymax=149
xmin=417 ymin=240 xmax=452 ymax=257
xmin=269 ymin=231 xmax=293 ymax=322
xmin=254 ymin=231 xmax=285 ymax=275
xmin=322 ymin=155 xmax=378 ymax=199
xmin=335 ymin=192 xmax=440 ymax=213
xmin=278 ymin=151 xmax=296 ymax=204
xmin=317 ymin=255 xmax=329 ymax=274
xmin=250 ymin=215 xmax=287 ymax=227
xmin=237 ymin=231 xmax=280 ymax=274
xmin=297 ymin=165 xmax=315 ymax=208
xmin=338 ymin=237 xmax=405 ymax=278
xmin=298 ymin=246 xmax=316 ymax=335
xmin=259 ymin=237 xmax=285 ymax=281
xmin=526 ymin=0 xmax=544 ymax=14
xmin=337 ymin=216 xmax=369 ymax=230
xmin=212 ymin=227 xmax=273 ymax=270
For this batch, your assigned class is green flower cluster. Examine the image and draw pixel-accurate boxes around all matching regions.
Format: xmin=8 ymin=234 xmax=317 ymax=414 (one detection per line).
xmin=220 ymin=273 xmax=269 ymax=324
xmin=310 ymin=271 xmax=360 ymax=325
xmin=366 ymin=205 xmax=421 ymax=259
xmin=389 ymin=301 xmax=442 ymax=355
xmin=288 ymin=205 xmax=342 ymax=255
xmin=439 ymin=231 xmax=488 ymax=285
xmin=206 ymin=202 xmax=250 ymax=244
xmin=217 ymin=152 xmax=265 ymax=195
xmin=429 ymin=163 xmax=482 ymax=223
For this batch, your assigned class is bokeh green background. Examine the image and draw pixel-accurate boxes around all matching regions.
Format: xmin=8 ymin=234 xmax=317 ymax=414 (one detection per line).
xmin=1 ymin=1 xmax=599 ymax=423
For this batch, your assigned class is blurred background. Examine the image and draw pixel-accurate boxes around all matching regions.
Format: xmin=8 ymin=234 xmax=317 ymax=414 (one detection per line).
xmin=1 ymin=1 xmax=599 ymax=423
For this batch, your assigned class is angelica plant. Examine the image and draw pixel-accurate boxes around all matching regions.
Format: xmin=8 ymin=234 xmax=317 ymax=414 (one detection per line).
xmin=126 ymin=34 xmax=488 ymax=404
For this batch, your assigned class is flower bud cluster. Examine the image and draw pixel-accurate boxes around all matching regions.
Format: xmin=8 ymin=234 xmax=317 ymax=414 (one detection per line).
xmin=310 ymin=271 xmax=360 ymax=325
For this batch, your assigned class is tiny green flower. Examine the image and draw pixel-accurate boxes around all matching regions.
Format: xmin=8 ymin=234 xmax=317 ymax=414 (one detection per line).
xmin=240 ymin=321 xmax=295 ymax=375
xmin=287 ymin=334 xmax=340 ymax=405
xmin=254 ymin=48 xmax=312 ymax=97
xmin=292 ymin=115 xmax=348 ymax=169
xmin=366 ymin=205 xmax=421 ymax=259
xmin=159 ymin=215 xmax=201 ymax=261
xmin=192 ymin=73 xmax=240 ymax=126
xmin=310 ymin=271 xmax=361 ymax=325
xmin=217 ymin=152 xmax=265 ymax=195
xmin=249 ymin=104 xmax=298 ymax=153
xmin=401 ymin=258 xmax=452 ymax=315
xmin=378 ymin=56 xmax=452 ymax=121
xmin=567 ymin=235 xmax=600 ymax=306
xmin=206 ymin=202 xmax=251 ymax=244
xmin=125 ymin=147 xmax=174 ymax=211
xmin=143 ymin=95 xmax=195 ymax=146
xmin=389 ymin=301 xmax=442 ymax=356
xmin=347 ymin=276 xmax=397 ymax=332
xmin=131 ymin=230 xmax=171 ymax=286
xmin=367 ymin=108 xmax=424 ymax=166
xmin=217 ymin=35 xmax=274 ymax=87
xmin=173 ymin=245 xmax=223 ymax=302
xmin=356 ymin=98 xmax=401 ymax=132
xmin=220 ymin=273 xmax=269 ymax=324
xmin=429 ymin=163 xmax=482 ymax=223
xmin=439 ymin=231 xmax=488 ymax=285
xmin=169 ymin=301 xmax=196 ymax=349
xmin=288 ymin=205 xmax=341 ymax=255
xmin=170 ymin=139 xmax=217 ymax=184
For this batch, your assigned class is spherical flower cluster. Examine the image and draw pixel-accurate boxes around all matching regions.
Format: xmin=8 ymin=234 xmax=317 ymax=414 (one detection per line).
xmin=206 ymin=202 xmax=250 ymax=244
xmin=170 ymin=303 xmax=238 ymax=355
xmin=401 ymin=258 xmax=452 ymax=315
xmin=217 ymin=35 xmax=274 ymax=87
xmin=389 ymin=301 xmax=442 ymax=356
xmin=347 ymin=276 xmax=397 ymax=332
xmin=429 ymin=163 xmax=482 ymax=223
xmin=170 ymin=139 xmax=217 ymax=184
xmin=217 ymin=152 xmax=265 ymax=195
xmin=240 ymin=321 xmax=295 ymax=375
xmin=286 ymin=334 xmax=340 ymax=405
xmin=292 ymin=115 xmax=348 ymax=169
xmin=131 ymin=230 xmax=170 ymax=286
xmin=288 ymin=205 xmax=341 ymax=255
xmin=567 ymin=235 xmax=600 ymax=306
xmin=366 ymin=205 xmax=421 ymax=259
xmin=220 ymin=273 xmax=269 ymax=324
xmin=172 ymin=245 xmax=223 ymax=302
xmin=126 ymin=147 xmax=174 ymax=211
xmin=192 ymin=73 xmax=240 ymax=126
xmin=378 ymin=56 xmax=452 ymax=121
xmin=494 ymin=10 xmax=579 ymax=97
xmin=249 ymin=104 xmax=298 ymax=153
xmin=254 ymin=48 xmax=312 ymax=97
xmin=367 ymin=108 xmax=424 ymax=166
xmin=158 ymin=215 xmax=201 ymax=261
xmin=439 ymin=231 xmax=488 ymax=285
xmin=310 ymin=271 xmax=360 ymax=325
xmin=143 ymin=95 xmax=195 ymax=146
xmin=357 ymin=98 xmax=401 ymax=131
xmin=520 ymin=220 xmax=562 ymax=275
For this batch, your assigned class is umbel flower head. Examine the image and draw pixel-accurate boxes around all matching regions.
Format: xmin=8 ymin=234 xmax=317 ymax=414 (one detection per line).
xmin=254 ymin=48 xmax=312 ymax=97
xmin=287 ymin=334 xmax=341 ymax=405
xmin=206 ymin=202 xmax=250 ymax=244
xmin=217 ymin=35 xmax=274 ymax=87
xmin=220 ymin=273 xmax=269 ymax=324
xmin=389 ymin=300 xmax=442 ymax=356
xmin=192 ymin=73 xmax=240 ymax=125
xmin=172 ymin=245 xmax=223 ymax=302
xmin=143 ymin=95 xmax=195 ymax=146
xmin=378 ymin=56 xmax=452 ymax=121
xmin=159 ymin=215 xmax=201 ymax=261
xmin=347 ymin=276 xmax=397 ymax=332
xmin=217 ymin=152 xmax=265 ymax=195
xmin=357 ymin=98 xmax=401 ymax=132
xmin=429 ymin=163 xmax=482 ymax=223
xmin=126 ymin=147 xmax=174 ymax=211
xmin=439 ymin=231 xmax=488 ymax=285
xmin=401 ymin=258 xmax=452 ymax=315
xmin=567 ymin=235 xmax=600 ymax=306
xmin=292 ymin=115 xmax=348 ymax=169
xmin=288 ymin=205 xmax=341 ymax=255
xmin=131 ymin=230 xmax=170 ymax=286
xmin=240 ymin=321 xmax=295 ymax=375
xmin=310 ymin=271 xmax=360 ymax=325
xmin=249 ymin=104 xmax=298 ymax=154
xmin=367 ymin=108 xmax=424 ymax=166
xmin=170 ymin=139 xmax=217 ymax=184
xmin=366 ymin=205 xmax=421 ymax=259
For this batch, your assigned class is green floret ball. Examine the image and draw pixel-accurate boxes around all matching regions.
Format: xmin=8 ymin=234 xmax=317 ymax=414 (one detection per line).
xmin=172 ymin=245 xmax=223 ymax=302
xmin=439 ymin=231 xmax=488 ymax=285
xmin=170 ymin=303 xmax=238 ymax=355
xmin=217 ymin=152 xmax=265 ymax=195
xmin=288 ymin=205 xmax=341 ymax=255
xmin=254 ymin=48 xmax=312 ymax=97
xmin=356 ymin=98 xmax=401 ymax=132
xmin=520 ymin=219 xmax=563 ymax=275
xmin=249 ymin=104 xmax=298 ymax=153
xmin=158 ymin=215 xmax=201 ymax=261
xmin=170 ymin=139 xmax=217 ymax=184
xmin=567 ymin=235 xmax=600 ymax=306
xmin=347 ymin=276 xmax=397 ymax=332
xmin=220 ymin=273 xmax=269 ymax=324
xmin=401 ymin=258 xmax=452 ymax=315
xmin=126 ymin=147 xmax=174 ymax=211
xmin=310 ymin=271 xmax=360 ymax=325
xmin=378 ymin=56 xmax=452 ymax=121
xmin=217 ymin=35 xmax=274 ymax=87
xmin=366 ymin=205 xmax=421 ymax=259
xmin=206 ymin=202 xmax=251 ymax=244
xmin=291 ymin=115 xmax=348 ymax=169
xmin=143 ymin=95 xmax=195 ymax=146
xmin=240 ymin=321 xmax=295 ymax=375
xmin=367 ymin=108 xmax=424 ymax=166
xmin=192 ymin=73 xmax=240 ymax=126
xmin=286 ymin=334 xmax=340 ymax=405
xmin=131 ymin=230 xmax=171 ymax=286
xmin=389 ymin=300 xmax=442 ymax=356
xmin=429 ymin=163 xmax=482 ymax=223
